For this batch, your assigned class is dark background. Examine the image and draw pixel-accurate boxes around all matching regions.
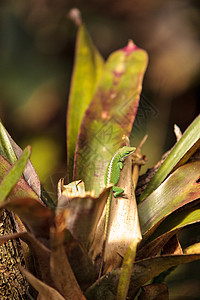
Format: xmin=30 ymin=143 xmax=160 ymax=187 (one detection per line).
xmin=0 ymin=1 xmax=200 ymax=297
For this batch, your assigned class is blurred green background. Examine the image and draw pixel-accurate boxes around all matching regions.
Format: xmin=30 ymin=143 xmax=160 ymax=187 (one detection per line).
xmin=0 ymin=1 xmax=200 ymax=297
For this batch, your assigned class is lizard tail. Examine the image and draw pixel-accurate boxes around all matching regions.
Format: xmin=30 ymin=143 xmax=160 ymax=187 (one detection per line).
xmin=98 ymin=191 xmax=112 ymax=279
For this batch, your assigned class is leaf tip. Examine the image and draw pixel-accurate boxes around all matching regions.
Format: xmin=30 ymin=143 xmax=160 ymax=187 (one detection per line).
xmin=122 ymin=40 xmax=138 ymax=55
xmin=67 ymin=8 xmax=82 ymax=27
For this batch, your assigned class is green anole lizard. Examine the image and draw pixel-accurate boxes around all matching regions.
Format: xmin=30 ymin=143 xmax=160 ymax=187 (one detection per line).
xmin=99 ymin=146 xmax=136 ymax=277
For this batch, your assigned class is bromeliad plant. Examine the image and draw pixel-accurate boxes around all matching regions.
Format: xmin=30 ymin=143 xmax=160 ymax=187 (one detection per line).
xmin=0 ymin=15 xmax=200 ymax=300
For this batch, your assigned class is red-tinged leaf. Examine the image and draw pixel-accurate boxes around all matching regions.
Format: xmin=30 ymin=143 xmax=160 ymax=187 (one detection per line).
xmin=6 ymin=129 xmax=41 ymax=197
xmin=0 ymin=120 xmax=41 ymax=197
xmin=0 ymin=154 xmax=41 ymax=203
xmin=140 ymin=115 xmax=200 ymax=202
xmin=162 ymin=234 xmax=183 ymax=255
xmin=138 ymin=283 xmax=169 ymax=300
xmin=18 ymin=265 xmax=65 ymax=300
xmin=0 ymin=147 xmax=31 ymax=202
xmin=138 ymin=161 xmax=200 ymax=240
xmin=0 ymin=197 xmax=53 ymax=239
xmin=67 ymin=24 xmax=104 ymax=182
xmin=50 ymin=223 xmax=86 ymax=300
xmin=74 ymin=41 xmax=148 ymax=195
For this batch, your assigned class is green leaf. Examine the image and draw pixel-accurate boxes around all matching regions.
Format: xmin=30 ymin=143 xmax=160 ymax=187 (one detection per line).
xmin=140 ymin=115 xmax=200 ymax=202
xmin=138 ymin=161 xmax=200 ymax=240
xmin=0 ymin=119 xmax=17 ymax=164
xmin=0 ymin=146 xmax=31 ymax=202
xmin=117 ymin=239 xmax=138 ymax=300
xmin=74 ymin=41 xmax=148 ymax=195
xmin=67 ymin=24 xmax=104 ymax=182
xmin=147 ymin=206 xmax=200 ymax=243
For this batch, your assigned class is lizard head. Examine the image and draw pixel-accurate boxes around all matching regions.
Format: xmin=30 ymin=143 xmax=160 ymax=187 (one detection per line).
xmin=119 ymin=146 xmax=136 ymax=161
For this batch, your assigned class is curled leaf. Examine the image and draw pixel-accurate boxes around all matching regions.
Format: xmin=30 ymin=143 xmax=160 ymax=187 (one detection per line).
xmin=57 ymin=184 xmax=111 ymax=249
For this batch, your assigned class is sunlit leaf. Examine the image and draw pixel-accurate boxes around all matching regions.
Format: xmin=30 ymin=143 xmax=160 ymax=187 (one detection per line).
xmin=184 ymin=242 xmax=200 ymax=254
xmin=140 ymin=115 xmax=200 ymax=201
xmin=67 ymin=24 xmax=104 ymax=182
xmin=138 ymin=161 xmax=200 ymax=240
xmin=74 ymin=41 xmax=148 ymax=196
xmin=0 ymin=146 xmax=31 ymax=202
xmin=0 ymin=119 xmax=16 ymax=164
xmin=7 ymin=129 xmax=41 ymax=197
xmin=0 ymin=153 xmax=41 ymax=203
xmin=0 ymin=120 xmax=41 ymax=197
xmin=90 ymin=155 xmax=142 ymax=274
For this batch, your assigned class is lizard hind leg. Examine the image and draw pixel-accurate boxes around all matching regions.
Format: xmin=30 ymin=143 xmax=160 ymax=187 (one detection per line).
xmin=113 ymin=186 xmax=124 ymax=198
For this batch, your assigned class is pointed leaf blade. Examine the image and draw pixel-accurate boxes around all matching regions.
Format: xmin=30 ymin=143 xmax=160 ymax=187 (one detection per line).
xmin=67 ymin=24 xmax=104 ymax=182
xmin=148 ymin=206 xmax=200 ymax=243
xmin=0 ymin=146 xmax=31 ymax=202
xmin=116 ymin=239 xmax=138 ymax=300
xmin=0 ymin=119 xmax=16 ymax=164
xmin=140 ymin=115 xmax=200 ymax=201
xmin=138 ymin=161 xmax=200 ymax=239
